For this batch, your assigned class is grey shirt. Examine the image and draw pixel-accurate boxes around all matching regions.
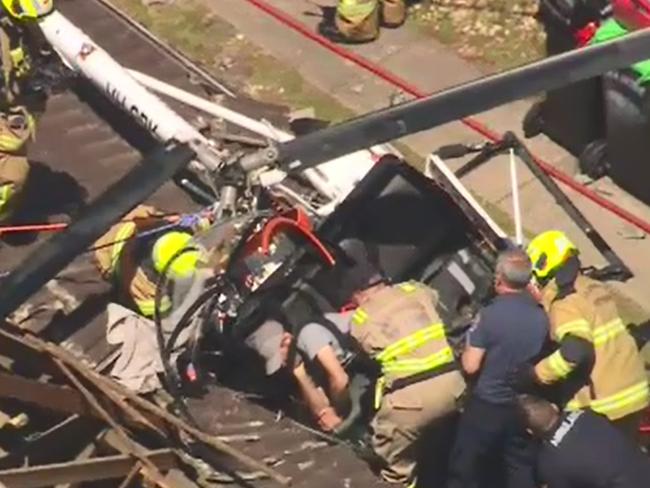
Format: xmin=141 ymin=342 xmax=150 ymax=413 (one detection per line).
xmin=297 ymin=311 xmax=351 ymax=362
xmin=246 ymin=311 xmax=352 ymax=375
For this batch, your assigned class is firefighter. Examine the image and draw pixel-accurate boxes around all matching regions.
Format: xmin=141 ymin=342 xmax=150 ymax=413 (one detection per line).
xmin=247 ymin=241 xmax=466 ymax=487
xmin=93 ymin=204 xmax=204 ymax=318
xmin=521 ymin=230 xmax=649 ymax=440
xmin=334 ymin=0 xmax=406 ymax=43
xmin=347 ymin=277 xmax=466 ymax=487
xmin=0 ymin=0 xmax=54 ymax=223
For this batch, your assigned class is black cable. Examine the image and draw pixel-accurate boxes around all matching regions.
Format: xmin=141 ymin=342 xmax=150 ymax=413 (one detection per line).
xmin=153 ymin=249 xmax=241 ymax=427
xmin=153 ymin=245 xmax=203 ymax=428
xmin=163 ymin=282 xmax=223 ymax=358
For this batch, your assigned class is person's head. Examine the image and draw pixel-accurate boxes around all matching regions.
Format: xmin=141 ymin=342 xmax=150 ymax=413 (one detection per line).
xmin=494 ymin=248 xmax=533 ymax=294
xmin=245 ymin=320 xmax=293 ymax=376
xmin=151 ymin=231 xmax=200 ymax=280
xmin=526 ymin=230 xmax=579 ymax=285
xmin=351 ymin=280 xmax=387 ymax=305
xmin=339 ymin=239 xmax=387 ymax=304
xmin=516 ymin=394 xmax=560 ymax=438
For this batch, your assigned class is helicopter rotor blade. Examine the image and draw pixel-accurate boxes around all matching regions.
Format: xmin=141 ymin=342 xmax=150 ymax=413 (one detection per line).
xmin=255 ymin=28 xmax=650 ymax=173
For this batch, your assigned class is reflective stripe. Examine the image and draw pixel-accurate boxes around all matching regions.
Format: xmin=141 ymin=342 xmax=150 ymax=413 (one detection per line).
xmin=9 ymin=47 xmax=30 ymax=78
xmin=352 ymin=307 xmax=368 ymax=325
xmin=555 ymin=319 xmax=592 ymax=340
xmin=337 ymin=0 xmax=376 ymax=21
xmin=110 ymin=222 xmax=136 ymax=273
xmin=556 ymin=317 xmax=627 ymax=346
xmin=353 ymin=282 xmax=417 ymax=326
xmin=9 ymin=47 xmax=27 ymax=76
xmin=381 ymin=346 xmax=454 ymax=374
xmin=374 ymin=347 xmax=454 ymax=408
xmin=21 ymin=0 xmax=38 ymax=17
xmin=374 ymin=376 xmax=385 ymax=410
xmin=593 ymin=318 xmax=626 ymax=347
xmin=0 ymin=183 xmax=13 ymax=219
xmin=588 ymin=381 xmax=649 ymax=412
xmin=547 ymin=350 xmax=574 ymax=378
xmin=377 ymin=323 xmax=445 ymax=362
xmin=398 ymin=282 xmax=417 ymax=293
xmin=136 ymin=295 xmax=172 ymax=317
xmin=373 ymin=321 xmax=454 ymax=409
xmin=567 ymin=380 xmax=650 ymax=416
xmin=0 ymin=133 xmax=25 ymax=152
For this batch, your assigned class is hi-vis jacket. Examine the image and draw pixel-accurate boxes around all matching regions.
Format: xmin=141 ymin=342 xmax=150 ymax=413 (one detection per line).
xmin=94 ymin=205 xmax=172 ymax=317
xmin=0 ymin=107 xmax=31 ymax=220
xmin=337 ymin=0 xmax=377 ymax=23
xmin=351 ymin=281 xmax=459 ymax=410
xmin=535 ymin=274 xmax=649 ymax=421
xmin=0 ymin=14 xmax=37 ymax=107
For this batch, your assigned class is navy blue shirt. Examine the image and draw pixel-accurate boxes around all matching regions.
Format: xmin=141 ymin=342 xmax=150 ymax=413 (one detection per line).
xmin=469 ymin=291 xmax=549 ymax=404
xmin=539 ymin=410 xmax=650 ymax=488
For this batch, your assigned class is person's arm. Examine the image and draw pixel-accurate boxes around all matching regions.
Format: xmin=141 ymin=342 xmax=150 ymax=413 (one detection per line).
xmin=315 ymin=345 xmax=350 ymax=412
xmin=462 ymin=345 xmax=486 ymax=375
xmin=296 ymin=323 xmax=350 ymax=414
xmin=534 ymin=306 xmax=595 ymax=385
xmin=292 ymin=362 xmax=342 ymax=431
xmin=534 ymin=335 xmax=595 ymax=385
xmin=461 ymin=312 xmax=490 ymax=375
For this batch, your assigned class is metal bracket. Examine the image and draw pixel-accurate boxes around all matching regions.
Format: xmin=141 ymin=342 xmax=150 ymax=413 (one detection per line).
xmin=237 ymin=145 xmax=280 ymax=173
xmin=437 ymin=132 xmax=633 ymax=282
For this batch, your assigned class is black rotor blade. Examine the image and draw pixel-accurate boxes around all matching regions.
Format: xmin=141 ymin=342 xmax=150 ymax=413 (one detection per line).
xmin=0 ymin=143 xmax=196 ymax=322
xmin=272 ymin=28 xmax=650 ymax=172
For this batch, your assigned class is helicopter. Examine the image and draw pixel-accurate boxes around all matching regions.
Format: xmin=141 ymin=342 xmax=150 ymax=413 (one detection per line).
xmin=0 ymin=0 xmax=648 ymax=452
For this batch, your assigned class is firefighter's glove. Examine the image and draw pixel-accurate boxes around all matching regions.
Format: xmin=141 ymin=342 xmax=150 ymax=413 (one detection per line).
xmin=178 ymin=213 xmax=210 ymax=233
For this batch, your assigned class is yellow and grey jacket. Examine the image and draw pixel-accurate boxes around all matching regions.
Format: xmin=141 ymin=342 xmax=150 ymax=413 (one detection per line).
xmin=535 ymin=274 xmax=649 ymax=421
xmin=350 ymin=281 xmax=457 ymax=410
xmin=94 ymin=205 xmax=172 ymax=317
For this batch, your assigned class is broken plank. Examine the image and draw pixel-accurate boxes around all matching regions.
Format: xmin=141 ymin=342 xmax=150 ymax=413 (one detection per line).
xmin=0 ymin=372 xmax=95 ymax=419
xmin=0 ymin=449 xmax=176 ymax=488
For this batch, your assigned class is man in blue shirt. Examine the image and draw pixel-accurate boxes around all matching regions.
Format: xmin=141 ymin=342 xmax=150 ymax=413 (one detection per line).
xmin=447 ymin=248 xmax=550 ymax=488
xmin=517 ymin=394 xmax=650 ymax=488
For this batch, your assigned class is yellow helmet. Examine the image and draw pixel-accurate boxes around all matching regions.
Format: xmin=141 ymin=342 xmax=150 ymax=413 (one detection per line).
xmin=526 ymin=230 xmax=578 ymax=280
xmin=1 ymin=0 xmax=54 ymax=20
xmin=151 ymin=231 xmax=199 ymax=280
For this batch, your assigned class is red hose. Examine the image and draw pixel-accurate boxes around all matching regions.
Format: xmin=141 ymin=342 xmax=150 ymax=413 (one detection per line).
xmin=245 ymin=0 xmax=650 ymax=235
xmin=261 ymin=216 xmax=336 ymax=266
xmin=0 ymin=223 xmax=67 ymax=233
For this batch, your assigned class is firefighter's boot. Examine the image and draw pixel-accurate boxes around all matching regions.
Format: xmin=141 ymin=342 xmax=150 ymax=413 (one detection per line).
xmin=381 ymin=0 xmax=406 ymax=28
xmin=335 ymin=0 xmax=380 ymax=43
